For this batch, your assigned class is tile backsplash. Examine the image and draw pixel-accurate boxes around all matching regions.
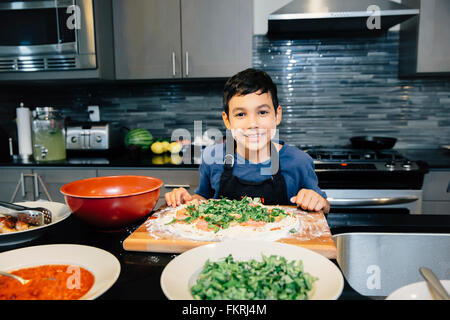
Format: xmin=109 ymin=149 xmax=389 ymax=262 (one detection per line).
xmin=1 ymin=31 xmax=449 ymax=149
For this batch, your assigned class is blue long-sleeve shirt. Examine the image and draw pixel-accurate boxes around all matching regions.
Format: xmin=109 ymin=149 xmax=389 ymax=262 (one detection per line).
xmin=194 ymin=142 xmax=327 ymax=201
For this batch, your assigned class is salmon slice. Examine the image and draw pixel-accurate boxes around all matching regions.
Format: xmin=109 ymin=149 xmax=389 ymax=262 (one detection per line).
xmin=195 ymin=218 xmax=214 ymax=232
xmin=176 ymin=209 xmax=190 ymax=220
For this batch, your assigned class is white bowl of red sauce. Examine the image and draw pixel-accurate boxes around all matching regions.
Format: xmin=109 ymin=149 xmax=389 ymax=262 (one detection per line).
xmin=0 ymin=244 xmax=120 ymax=300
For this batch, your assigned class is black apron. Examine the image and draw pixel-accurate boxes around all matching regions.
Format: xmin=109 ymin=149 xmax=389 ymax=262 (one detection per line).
xmin=217 ymin=142 xmax=290 ymax=205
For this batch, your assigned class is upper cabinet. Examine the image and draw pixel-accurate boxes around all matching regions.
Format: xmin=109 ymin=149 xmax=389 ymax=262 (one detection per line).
xmin=399 ymin=0 xmax=450 ymax=77
xmin=113 ymin=0 xmax=253 ymax=80
xmin=113 ymin=0 xmax=182 ymax=79
xmin=0 ymin=0 xmax=115 ymax=81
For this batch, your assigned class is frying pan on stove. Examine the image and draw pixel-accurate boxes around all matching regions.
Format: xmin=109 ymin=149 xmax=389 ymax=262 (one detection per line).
xmin=350 ymin=136 xmax=397 ymax=149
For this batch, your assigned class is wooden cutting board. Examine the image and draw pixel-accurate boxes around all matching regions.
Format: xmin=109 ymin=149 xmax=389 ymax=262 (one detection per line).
xmin=123 ymin=205 xmax=337 ymax=259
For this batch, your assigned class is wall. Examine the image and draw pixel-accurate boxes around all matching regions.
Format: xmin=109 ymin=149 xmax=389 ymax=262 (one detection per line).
xmin=253 ymin=31 xmax=450 ymax=148
xmin=1 ymin=31 xmax=449 ymax=149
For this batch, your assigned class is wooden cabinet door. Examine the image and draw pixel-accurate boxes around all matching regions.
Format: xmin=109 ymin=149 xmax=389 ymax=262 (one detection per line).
xmin=180 ymin=0 xmax=253 ymax=78
xmin=113 ymin=0 xmax=182 ymax=79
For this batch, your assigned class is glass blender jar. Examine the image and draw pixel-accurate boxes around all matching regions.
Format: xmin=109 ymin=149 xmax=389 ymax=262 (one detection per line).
xmin=32 ymin=107 xmax=66 ymax=162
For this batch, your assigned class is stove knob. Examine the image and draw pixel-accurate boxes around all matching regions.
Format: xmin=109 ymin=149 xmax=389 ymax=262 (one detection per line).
xmin=402 ymin=160 xmax=412 ymax=170
xmin=385 ymin=160 xmax=396 ymax=170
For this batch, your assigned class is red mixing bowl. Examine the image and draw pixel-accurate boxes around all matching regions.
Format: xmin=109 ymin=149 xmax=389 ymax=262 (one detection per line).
xmin=60 ymin=175 xmax=163 ymax=231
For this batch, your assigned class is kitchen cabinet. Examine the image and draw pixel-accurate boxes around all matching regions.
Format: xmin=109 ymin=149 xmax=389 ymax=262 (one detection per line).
xmin=112 ymin=0 xmax=253 ymax=80
xmin=399 ymin=0 xmax=450 ymax=76
xmin=97 ymin=168 xmax=199 ymax=209
xmin=0 ymin=0 xmax=115 ymax=81
xmin=32 ymin=169 xmax=96 ymax=203
xmin=0 ymin=168 xmax=33 ymax=202
xmin=113 ymin=0 xmax=182 ymax=79
xmin=422 ymin=170 xmax=450 ymax=215
xmin=0 ymin=168 xmax=96 ymax=203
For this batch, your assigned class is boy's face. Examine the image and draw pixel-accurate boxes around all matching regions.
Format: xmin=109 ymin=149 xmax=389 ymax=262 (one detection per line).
xmin=222 ymin=91 xmax=282 ymax=153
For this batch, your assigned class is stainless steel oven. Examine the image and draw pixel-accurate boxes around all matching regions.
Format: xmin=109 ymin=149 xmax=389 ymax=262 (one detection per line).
xmin=325 ymin=189 xmax=423 ymax=215
xmin=0 ymin=0 xmax=96 ymax=72
xmin=303 ymin=147 xmax=428 ymax=215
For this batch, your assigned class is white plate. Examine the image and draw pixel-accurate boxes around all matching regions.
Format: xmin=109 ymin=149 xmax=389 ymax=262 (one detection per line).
xmin=386 ymin=280 xmax=450 ymax=300
xmin=0 ymin=244 xmax=121 ymax=300
xmin=160 ymin=240 xmax=344 ymax=300
xmin=0 ymin=201 xmax=71 ymax=246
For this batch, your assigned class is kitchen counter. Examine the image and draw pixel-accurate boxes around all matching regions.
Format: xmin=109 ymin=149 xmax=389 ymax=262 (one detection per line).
xmin=1 ymin=209 xmax=449 ymax=302
xmin=1 ymin=147 xmax=449 ymax=169
xmin=396 ymin=148 xmax=450 ymax=169
xmin=0 ymin=148 xmax=201 ymax=168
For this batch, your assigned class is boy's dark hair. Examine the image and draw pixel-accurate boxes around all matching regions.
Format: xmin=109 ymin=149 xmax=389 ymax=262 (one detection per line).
xmin=223 ymin=68 xmax=279 ymax=116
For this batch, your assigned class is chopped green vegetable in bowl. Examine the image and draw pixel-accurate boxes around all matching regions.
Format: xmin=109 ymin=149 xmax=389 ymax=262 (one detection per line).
xmin=190 ymin=254 xmax=318 ymax=300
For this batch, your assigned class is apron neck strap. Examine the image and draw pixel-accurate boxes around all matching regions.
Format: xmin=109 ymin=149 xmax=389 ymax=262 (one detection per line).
xmin=224 ymin=141 xmax=280 ymax=175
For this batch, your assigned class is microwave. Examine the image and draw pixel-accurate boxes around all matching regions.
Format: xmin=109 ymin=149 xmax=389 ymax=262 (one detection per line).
xmin=0 ymin=0 xmax=113 ymax=77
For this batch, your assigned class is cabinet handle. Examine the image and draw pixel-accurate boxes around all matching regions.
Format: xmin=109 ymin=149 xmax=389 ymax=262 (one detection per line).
xmin=185 ymin=51 xmax=189 ymax=77
xmin=164 ymin=184 xmax=191 ymax=189
xmin=447 ymin=181 xmax=450 ymax=193
xmin=33 ymin=173 xmax=39 ymax=200
xmin=328 ymin=196 xmax=419 ymax=206
xmin=172 ymin=52 xmax=176 ymax=77
xmin=20 ymin=173 xmax=26 ymax=198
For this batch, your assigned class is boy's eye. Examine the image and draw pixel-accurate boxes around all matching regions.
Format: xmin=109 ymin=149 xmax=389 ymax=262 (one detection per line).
xmin=259 ymin=110 xmax=268 ymax=115
xmin=235 ymin=113 xmax=245 ymax=118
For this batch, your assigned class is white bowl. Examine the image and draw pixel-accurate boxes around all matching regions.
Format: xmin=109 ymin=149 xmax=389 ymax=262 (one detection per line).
xmin=161 ymin=240 xmax=344 ymax=300
xmin=386 ymin=280 xmax=450 ymax=300
xmin=0 ymin=244 xmax=120 ymax=300
xmin=0 ymin=201 xmax=71 ymax=246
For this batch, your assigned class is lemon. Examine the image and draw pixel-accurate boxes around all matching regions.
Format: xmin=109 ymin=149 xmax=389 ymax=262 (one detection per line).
xmin=170 ymin=154 xmax=183 ymax=165
xmin=163 ymin=154 xmax=172 ymax=164
xmin=168 ymin=141 xmax=182 ymax=154
xmin=151 ymin=142 xmax=165 ymax=154
xmin=160 ymin=141 xmax=170 ymax=152
xmin=152 ymin=155 xmax=165 ymax=165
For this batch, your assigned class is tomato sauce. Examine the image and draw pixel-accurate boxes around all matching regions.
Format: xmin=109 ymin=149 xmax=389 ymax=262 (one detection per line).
xmin=0 ymin=265 xmax=95 ymax=300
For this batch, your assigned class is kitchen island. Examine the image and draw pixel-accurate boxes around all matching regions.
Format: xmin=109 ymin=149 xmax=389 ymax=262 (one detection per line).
xmin=1 ymin=147 xmax=449 ymax=301
xmin=1 ymin=209 xmax=449 ymax=301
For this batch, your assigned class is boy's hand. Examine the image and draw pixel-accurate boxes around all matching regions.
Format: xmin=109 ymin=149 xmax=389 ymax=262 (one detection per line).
xmin=165 ymin=187 xmax=193 ymax=208
xmin=290 ymin=189 xmax=330 ymax=214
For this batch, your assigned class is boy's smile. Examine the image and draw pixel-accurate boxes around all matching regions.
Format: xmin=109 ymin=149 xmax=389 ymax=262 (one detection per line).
xmin=222 ymin=91 xmax=282 ymax=163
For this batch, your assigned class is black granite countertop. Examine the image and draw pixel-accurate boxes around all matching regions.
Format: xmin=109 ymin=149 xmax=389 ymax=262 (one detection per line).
xmin=1 ymin=209 xmax=449 ymax=303
xmin=1 ymin=147 xmax=449 ymax=169
xmin=395 ymin=148 xmax=450 ymax=169
xmin=0 ymin=148 xmax=201 ymax=168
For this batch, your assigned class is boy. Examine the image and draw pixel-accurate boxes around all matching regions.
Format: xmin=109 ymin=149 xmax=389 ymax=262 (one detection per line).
xmin=165 ymin=68 xmax=330 ymax=213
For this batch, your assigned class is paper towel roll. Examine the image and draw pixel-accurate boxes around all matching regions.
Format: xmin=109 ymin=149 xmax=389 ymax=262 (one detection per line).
xmin=16 ymin=106 xmax=33 ymax=160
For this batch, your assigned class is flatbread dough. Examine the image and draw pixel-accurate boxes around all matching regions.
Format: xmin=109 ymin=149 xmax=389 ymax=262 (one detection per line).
xmin=146 ymin=198 xmax=302 ymax=242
